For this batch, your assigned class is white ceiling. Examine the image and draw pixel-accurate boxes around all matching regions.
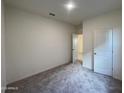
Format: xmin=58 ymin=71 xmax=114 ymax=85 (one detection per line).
xmin=5 ymin=0 xmax=121 ymax=25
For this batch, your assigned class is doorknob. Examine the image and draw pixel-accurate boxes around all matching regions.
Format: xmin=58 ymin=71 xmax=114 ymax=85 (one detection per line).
xmin=94 ymin=53 xmax=96 ymax=55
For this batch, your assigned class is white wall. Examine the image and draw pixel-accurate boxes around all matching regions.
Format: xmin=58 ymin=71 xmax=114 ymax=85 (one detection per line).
xmin=1 ymin=0 xmax=6 ymax=93
xmin=83 ymin=10 xmax=122 ymax=80
xmin=5 ymin=7 xmax=76 ymax=84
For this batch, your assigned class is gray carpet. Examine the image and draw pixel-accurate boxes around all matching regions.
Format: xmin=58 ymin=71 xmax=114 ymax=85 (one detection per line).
xmin=6 ymin=63 xmax=122 ymax=93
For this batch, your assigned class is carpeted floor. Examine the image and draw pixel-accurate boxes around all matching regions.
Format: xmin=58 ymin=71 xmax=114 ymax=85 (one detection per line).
xmin=6 ymin=63 xmax=122 ymax=93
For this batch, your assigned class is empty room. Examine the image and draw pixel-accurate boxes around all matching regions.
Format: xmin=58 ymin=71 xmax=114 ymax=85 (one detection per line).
xmin=1 ymin=0 xmax=122 ymax=93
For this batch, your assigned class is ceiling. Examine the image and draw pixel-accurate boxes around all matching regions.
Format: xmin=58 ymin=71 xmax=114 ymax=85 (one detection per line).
xmin=5 ymin=0 xmax=121 ymax=25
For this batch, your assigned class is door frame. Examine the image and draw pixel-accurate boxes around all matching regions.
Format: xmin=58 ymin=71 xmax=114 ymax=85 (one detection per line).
xmin=72 ymin=33 xmax=83 ymax=64
xmin=92 ymin=28 xmax=114 ymax=76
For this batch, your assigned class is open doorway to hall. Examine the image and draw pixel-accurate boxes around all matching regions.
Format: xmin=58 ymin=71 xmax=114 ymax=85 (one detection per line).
xmin=72 ymin=33 xmax=83 ymax=65
xmin=77 ymin=34 xmax=83 ymax=64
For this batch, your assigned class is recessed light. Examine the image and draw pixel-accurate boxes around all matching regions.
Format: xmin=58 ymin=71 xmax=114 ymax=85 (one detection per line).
xmin=65 ymin=2 xmax=75 ymax=11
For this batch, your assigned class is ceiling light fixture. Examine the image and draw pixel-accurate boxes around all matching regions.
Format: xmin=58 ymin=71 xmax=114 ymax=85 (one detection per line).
xmin=65 ymin=2 xmax=75 ymax=11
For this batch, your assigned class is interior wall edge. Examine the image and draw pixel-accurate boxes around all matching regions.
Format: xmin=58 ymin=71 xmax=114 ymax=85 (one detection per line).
xmin=1 ymin=0 xmax=7 ymax=93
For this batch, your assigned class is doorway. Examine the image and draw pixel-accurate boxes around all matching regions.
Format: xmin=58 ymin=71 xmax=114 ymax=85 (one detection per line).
xmin=72 ymin=33 xmax=83 ymax=64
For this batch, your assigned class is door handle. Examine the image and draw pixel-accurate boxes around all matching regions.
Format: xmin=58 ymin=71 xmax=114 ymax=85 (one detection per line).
xmin=94 ymin=53 xmax=96 ymax=55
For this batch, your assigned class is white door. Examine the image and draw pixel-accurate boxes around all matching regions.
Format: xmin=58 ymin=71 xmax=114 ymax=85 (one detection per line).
xmin=113 ymin=27 xmax=122 ymax=80
xmin=93 ymin=29 xmax=113 ymax=76
xmin=72 ymin=34 xmax=78 ymax=63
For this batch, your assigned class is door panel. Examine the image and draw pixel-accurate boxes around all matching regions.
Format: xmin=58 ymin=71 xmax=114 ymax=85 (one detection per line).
xmin=94 ymin=29 xmax=113 ymax=76
xmin=113 ymin=27 xmax=122 ymax=80
xmin=72 ymin=34 xmax=78 ymax=63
